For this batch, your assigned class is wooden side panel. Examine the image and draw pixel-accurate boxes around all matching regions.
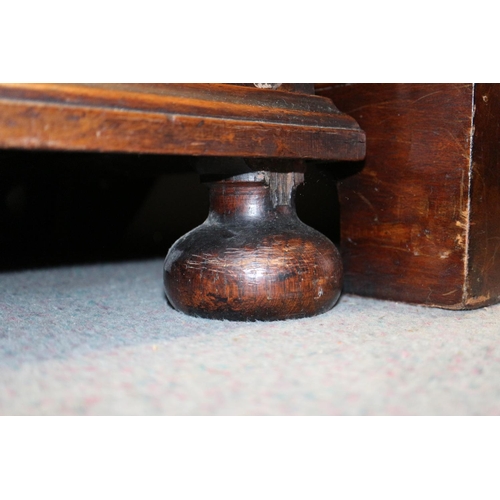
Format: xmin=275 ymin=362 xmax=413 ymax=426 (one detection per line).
xmin=467 ymin=84 xmax=500 ymax=306
xmin=317 ymin=84 xmax=474 ymax=307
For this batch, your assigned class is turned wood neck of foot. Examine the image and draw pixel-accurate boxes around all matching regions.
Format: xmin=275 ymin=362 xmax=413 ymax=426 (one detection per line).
xmin=206 ymin=171 xmax=304 ymax=221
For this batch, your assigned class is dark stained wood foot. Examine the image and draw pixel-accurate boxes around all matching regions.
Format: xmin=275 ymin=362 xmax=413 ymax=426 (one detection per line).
xmin=163 ymin=169 xmax=342 ymax=321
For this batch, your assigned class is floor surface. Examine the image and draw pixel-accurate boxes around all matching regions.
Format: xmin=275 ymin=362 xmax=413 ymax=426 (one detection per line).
xmin=1 ymin=259 xmax=500 ymax=415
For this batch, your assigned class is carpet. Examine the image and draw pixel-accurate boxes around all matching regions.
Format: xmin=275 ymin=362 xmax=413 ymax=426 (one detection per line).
xmin=1 ymin=259 xmax=499 ymax=415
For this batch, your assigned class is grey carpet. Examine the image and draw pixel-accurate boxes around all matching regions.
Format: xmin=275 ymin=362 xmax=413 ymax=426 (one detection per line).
xmin=1 ymin=259 xmax=499 ymax=415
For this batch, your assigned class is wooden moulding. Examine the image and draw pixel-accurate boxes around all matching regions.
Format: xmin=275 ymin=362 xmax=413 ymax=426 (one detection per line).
xmin=316 ymin=83 xmax=500 ymax=309
xmin=0 ymin=83 xmax=365 ymax=161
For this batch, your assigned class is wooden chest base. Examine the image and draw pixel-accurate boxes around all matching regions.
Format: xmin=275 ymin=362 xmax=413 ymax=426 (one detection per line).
xmin=316 ymin=83 xmax=500 ymax=309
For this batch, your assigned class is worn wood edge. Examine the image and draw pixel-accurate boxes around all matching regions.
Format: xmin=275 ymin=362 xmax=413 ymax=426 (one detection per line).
xmin=460 ymin=83 xmax=476 ymax=309
xmin=449 ymin=293 xmax=500 ymax=310
xmin=0 ymin=98 xmax=366 ymax=160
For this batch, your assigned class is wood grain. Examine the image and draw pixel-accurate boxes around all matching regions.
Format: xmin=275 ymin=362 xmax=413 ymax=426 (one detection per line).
xmin=317 ymin=84 xmax=474 ymax=307
xmin=0 ymin=83 xmax=365 ymax=161
xmin=316 ymin=83 xmax=500 ymax=309
xmin=164 ymin=171 xmax=342 ymax=321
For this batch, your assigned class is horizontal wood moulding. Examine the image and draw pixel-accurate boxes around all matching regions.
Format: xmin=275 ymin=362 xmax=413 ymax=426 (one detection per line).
xmin=0 ymin=83 xmax=365 ymax=160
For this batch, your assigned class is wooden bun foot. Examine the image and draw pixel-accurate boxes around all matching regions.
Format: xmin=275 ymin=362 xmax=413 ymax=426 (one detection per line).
xmin=164 ymin=170 xmax=342 ymax=321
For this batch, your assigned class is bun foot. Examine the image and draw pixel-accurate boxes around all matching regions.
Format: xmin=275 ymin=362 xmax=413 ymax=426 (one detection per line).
xmin=164 ymin=171 xmax=342 ymax=321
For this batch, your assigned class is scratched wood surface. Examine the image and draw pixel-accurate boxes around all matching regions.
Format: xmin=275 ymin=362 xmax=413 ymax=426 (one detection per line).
xmin=0 ymin=83 xmax=365 ymax=161
xmin=164 ymin=172 xmax=343 ymax=320
xmin=316 ymin=83 xmax=500 ymax=309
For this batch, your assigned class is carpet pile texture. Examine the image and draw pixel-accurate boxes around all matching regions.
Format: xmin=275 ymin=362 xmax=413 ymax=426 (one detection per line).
xmin=1 ymin=259 xmax=499 ymax=415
